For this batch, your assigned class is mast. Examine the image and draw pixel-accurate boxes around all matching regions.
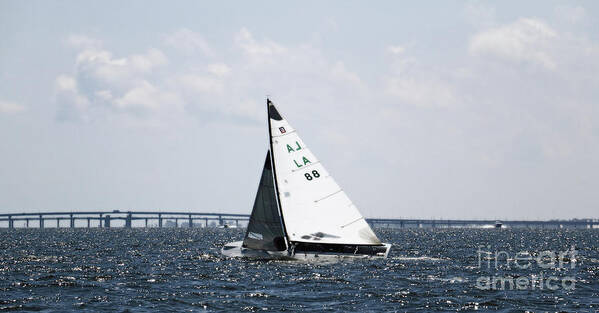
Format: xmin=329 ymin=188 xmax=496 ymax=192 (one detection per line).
xmin=267 ymin=98 xmax=291 ymax=246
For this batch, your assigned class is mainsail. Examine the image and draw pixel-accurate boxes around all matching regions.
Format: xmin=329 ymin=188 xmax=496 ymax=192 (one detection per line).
xmin=242 ymin=152 xmax=287 ymax=251
xmin=267 ymin=99 xmax=382 ymax=246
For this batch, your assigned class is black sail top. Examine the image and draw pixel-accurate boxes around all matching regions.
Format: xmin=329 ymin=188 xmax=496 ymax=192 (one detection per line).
xmin=242 ymin=151 xmax=287 ymax=251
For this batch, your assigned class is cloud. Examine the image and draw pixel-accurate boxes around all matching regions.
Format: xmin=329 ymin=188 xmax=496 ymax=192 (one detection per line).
xmin=383 ymin=48 xmax=458 ymax=108
xmin=163 ymin=28 xmax=214 ymax=57
xmin=386 ymin=45 xmax=405 ymax=55
xmin=0 ymin=100 xmax=26 ymax=113
xmin=231 ymin=27 xmax=363 ymax=85
xmin=129 ymin=49 xmax=168 ymax=72
xmin=329 ymin=61 xmax=361 ymax=86
xmin=56 ymin=38 xmax=176 ymax=123
xmin=56 ymin=31 xmax=255 ymax=124
xmin=66 ymin=34 xmax=102 ymax=48
xmin=463 ymin=16 xmax=599 ymax=163
xmin=23 ymin=14 xmax=599 ymax=218
xmin=469 ymin=18 xmax=558 ymax=70
xmin=175 ymin=28 xmax=368 ymax=122
xmin=379 ymin=14 xmax=599 ymax=171
xmin=55 ymin=75 xmax=77 ymax=92
xmin=115 ymin=80 xmax=183 ymax=113
xmin=385 ymin=76 xmax=457 ymax=108
xmin=75 ymin=47 xmax=167 ymax=83
xmin=56 ymin=23 xmax=599 ymax=149
xmin=55 ymin=74 xmax=90 ymax=121
xmin=207 ymin=63 xmax=231 ymax=77
xmin=234 ymin=27 xmax=286 ymax=58
xmin=177 ymin=74 xmax=224 ymax=94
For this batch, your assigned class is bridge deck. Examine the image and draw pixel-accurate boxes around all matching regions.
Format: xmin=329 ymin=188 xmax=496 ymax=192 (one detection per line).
xmin=0 ymin=211 xmax=596 ymax=229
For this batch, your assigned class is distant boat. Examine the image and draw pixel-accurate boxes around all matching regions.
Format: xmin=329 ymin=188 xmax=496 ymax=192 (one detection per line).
xmin=495 ymin=221 xmax=503 ymax=228
xmin=221 ymin=99 xmax=391 ymax=260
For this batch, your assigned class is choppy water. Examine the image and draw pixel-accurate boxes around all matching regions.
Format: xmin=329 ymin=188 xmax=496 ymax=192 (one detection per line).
xmin=1 ymin=228 xmax=598 ymax=312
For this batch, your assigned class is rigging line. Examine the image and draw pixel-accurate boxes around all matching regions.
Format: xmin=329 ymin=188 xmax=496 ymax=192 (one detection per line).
xmin=291 ymin=161 xmax=320 ymax=172
xmin=341 ymin=217 xmax=364 ymax=229
xmin=314 ymin=189 xmax=343 ymax=203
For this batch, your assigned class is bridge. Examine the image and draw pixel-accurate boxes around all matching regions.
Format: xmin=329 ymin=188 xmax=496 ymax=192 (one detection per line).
xmin=366 ymin=218 xmax=599 ymax=229
xmin=0 ymin=211 xmax=597 ymax=229
xmin=0 ymin=211 xmax=249 ymax=229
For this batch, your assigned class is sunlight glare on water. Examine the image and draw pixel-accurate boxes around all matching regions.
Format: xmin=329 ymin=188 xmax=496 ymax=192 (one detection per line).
xmin=0 ymin=228 xmax=598 ymax=311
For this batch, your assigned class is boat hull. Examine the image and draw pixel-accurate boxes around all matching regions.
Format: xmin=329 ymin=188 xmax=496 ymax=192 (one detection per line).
xmin=221 ymin=241 xmax=392 ymax=260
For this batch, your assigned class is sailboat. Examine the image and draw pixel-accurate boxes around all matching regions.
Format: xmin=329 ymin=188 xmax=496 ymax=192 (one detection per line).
xmin=221 ymin=99 xmax=391 ymax=259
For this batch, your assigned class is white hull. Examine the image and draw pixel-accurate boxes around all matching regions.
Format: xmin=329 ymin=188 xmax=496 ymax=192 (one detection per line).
xmin=221 ymin=241 xmax=392 ymax=260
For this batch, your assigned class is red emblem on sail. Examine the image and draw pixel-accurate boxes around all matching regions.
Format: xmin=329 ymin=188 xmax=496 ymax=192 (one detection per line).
xmin=279 ymin=127 xmax=286 ymax=133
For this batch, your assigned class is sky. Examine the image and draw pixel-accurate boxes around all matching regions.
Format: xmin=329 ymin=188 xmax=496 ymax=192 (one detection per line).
xmin=1 ymin=1 xmax=598 ymax=220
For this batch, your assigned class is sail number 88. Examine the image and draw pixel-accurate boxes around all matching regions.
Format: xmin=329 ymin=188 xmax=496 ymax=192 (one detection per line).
xmin=304 ymin=170 xmax=320 ymax=181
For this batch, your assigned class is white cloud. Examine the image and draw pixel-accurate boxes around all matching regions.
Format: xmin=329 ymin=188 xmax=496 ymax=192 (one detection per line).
xmin=177 ymin=74 xmax=224 ymax=94
xmin=218 ymin=28 xmax=369 ymax=121
xmin=329 ymin=61 xmax=361 ymax=86
xmin=56 ymin=24 xmax=598 ymax=148
xmin=94 ymin=90 xmax=113 ymax=102
xmin=74 ymin=49 xmax=132 ymax=88
xmin=55 ymin=75 xmax=77 ymax=92
xmin=385 ymin=76 xmax=457 ymax=108
xmin=469 ymin=18 xmax=558 ymax=70
xmin=387 ymin=45 xmax=405 ymax=55
xmin=56 ymin=32 xmax=258 ymax=124
xmin=383 ymin=49 xmax=458 ymax=108
xmin=163 ymin=28 xmax=214 ymax=56
xmin=129 ymin=48 xmax=168 ymax=72
xmin=75 ymin=47 xmax=167 ymax=85
xmin=462 ymin=17 xmax=599 ymax=165
xmin=235 ymin=27 xmax=286 ymax=57
xmin=55 ymin=74 xmax=90 ymax=121
xmin=66 ymin=34 xmax=102 ymax=48
xmin=207 ymin=63 xmax=231 ymax=77
xmin=17 ymin=13 xmax=599 ymax=219
xmin=56 ymin=37 xmax=177 ymax=123
xmin=0 ymin=100 xmax=26 ymax=113
xmin=115 ymin=80 xmax=183 ymax=113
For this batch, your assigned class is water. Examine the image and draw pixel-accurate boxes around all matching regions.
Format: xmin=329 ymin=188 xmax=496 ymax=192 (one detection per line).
xmin=1 ymin=228 xmax=598 ymax=312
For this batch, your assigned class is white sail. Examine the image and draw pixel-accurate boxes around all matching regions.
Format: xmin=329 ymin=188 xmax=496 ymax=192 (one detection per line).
xmin=267 ymin=100 xmax=382 ymax=246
